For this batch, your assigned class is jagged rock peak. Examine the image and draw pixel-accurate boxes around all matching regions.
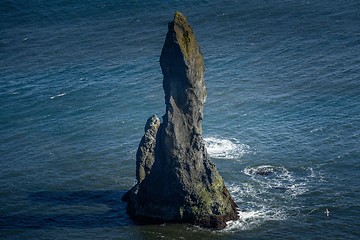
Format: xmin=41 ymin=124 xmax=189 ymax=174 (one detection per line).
xmin=172 ymin=11 xmax=204 ymax=65
xmin=160 ymin=11 xmax=206 ymax=134
xmin=123 ymin=11 xmax=239 ymax=229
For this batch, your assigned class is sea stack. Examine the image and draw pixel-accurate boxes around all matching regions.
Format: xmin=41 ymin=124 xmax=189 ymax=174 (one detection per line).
xmin=123 ymin=11 xmax=239 ymax=229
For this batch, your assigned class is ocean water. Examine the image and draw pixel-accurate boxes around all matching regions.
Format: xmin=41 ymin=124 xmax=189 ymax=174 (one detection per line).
xmin=1 ymin=0 xmax=359 ymax=239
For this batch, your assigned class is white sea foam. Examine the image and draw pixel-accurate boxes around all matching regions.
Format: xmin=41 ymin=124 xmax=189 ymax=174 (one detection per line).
xmin=305 ymin=166 xmax=326 ymax=182
xmin=204 ymin=137 xmax=250 ymax=159
xmin=310 ymin=127 xmax=324 ymax=133
xmin=243 ymin=165 xmax=309 ymax=198
xmin=222 ymin=165 xmax=319 ymax=231
xmin=225 ymin=208 xmax=287 ymax=232
xmin=223 ymin=182 xmax=287 ymax=232
xmin=50 ymin=93 xmax=66 ymax=99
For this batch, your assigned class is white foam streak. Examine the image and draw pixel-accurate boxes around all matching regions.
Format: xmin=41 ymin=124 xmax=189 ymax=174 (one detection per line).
xmin=204 ymin=137 xmax=250 ymax=159
xmin=50 ymin=93 xmax=66 ymax=99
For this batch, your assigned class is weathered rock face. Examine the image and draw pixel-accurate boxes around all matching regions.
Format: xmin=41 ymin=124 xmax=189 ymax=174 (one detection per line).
xmin=135 ymin=115 xmax=161 ymax=183
xmin=123 ymin=11 xmax=239 ymax=229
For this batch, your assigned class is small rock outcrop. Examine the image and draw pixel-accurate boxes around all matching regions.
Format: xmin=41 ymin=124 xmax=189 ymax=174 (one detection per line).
xmin=122 ymin=11 xmax=239 ymax=229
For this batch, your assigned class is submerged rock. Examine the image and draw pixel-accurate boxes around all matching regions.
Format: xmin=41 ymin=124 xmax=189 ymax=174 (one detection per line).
xmin=123 ymin=11 xmax=239 ymax=229
xmin=249 ymin=166 xmax=274 ymax=176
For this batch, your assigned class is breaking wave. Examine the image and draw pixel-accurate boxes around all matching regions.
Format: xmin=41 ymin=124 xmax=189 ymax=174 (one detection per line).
xmin=242 ymin=165 xmax=309 ymax=197
xmin=222 ymin=165 xmax=320 ymax=231
xmin=204 ymin=137 xmax=250 ymax=159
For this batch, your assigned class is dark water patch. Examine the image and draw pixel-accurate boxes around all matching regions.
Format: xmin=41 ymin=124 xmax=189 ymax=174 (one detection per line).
xmin=0 ymin=190 xmax=132 ymax=229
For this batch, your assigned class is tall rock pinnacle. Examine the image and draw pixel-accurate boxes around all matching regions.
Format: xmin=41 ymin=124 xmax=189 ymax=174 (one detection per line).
xmin=123 ymin=11 xmax=239 ymax=229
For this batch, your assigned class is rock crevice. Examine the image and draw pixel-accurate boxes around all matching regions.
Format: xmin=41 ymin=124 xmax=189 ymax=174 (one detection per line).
xmin=123 ymin=11 xmax=239 ymax=229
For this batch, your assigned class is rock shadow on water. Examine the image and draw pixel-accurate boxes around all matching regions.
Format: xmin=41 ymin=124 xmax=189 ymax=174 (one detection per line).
xmin=0 ymin=190 xmax=133 ymax=229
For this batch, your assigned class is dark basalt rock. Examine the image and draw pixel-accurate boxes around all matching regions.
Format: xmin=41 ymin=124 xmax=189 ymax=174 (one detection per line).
xmin=251 ymin=166 xmax=274 ymax=176
xmin=136 ymin=115 xmax=160 ymax=183
xmin=123 ymin=11 xmax=239 ymax=229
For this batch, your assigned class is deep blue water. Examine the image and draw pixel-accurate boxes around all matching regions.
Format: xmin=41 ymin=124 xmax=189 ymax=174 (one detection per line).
xmin=1 ymin=0 xmax=360 ymax=239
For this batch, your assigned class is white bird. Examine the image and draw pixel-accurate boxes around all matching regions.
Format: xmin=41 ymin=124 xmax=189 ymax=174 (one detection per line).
xmin=324 ymin=208 xmax=330 ymax=217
